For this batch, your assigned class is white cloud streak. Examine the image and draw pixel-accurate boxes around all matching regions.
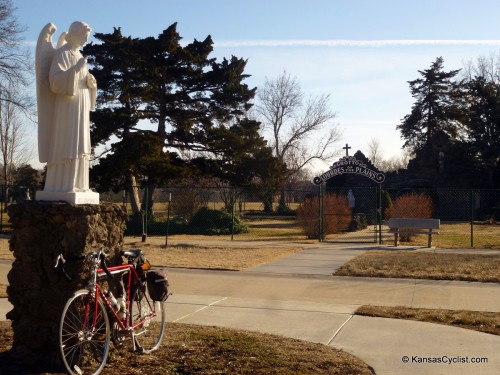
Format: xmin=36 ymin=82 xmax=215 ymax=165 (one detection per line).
xmin=24 ymin=38 xmax=500 ymax=49
xmin=215 ymin=39 xmax=500 ymax=48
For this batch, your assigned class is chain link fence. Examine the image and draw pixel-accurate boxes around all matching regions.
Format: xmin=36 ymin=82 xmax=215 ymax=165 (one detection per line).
xmin=381 ymin=188 xmax=500 ymax=248
xmin=0 ymin=185 xmax=37 ymax=232
xmin=99 ymin=185 xmax=315 ymax=240
xmin=0 ymin=184 xmax=499 ymax=248
xmin=98 ymin=185 xmax=500 ymax=249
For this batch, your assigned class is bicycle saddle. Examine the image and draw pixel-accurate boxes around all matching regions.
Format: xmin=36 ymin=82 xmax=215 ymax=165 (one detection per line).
xmin=122 ymin=249 xmax=143 ymax=259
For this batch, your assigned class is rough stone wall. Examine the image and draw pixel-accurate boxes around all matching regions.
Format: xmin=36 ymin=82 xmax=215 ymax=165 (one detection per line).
xmin=6 ymin=201 xmax=127 ymax=366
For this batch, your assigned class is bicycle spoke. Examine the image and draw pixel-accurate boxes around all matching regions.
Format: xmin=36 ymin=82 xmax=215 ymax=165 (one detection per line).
xmin=59 ymin=290 xmax=110 ymax=375
xmin=130 ymin=284 xmax=165 ymax=353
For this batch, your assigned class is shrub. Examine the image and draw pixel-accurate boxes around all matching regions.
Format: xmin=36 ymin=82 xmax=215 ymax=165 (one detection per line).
xmin=125 ymin=216 xmax=188 ymax=236
xmin=297 ymin=196 xmax=320 ymax=239
xmin=385 ymin=193 xmax=433 ymax=219
xmin=297 ymin=194 xmax=352 ymax=240
xmin=170 ymin=187 xmax=208 ymax=220
xmin=188 ymin=207 xmax=248 ymax=235
xmin=385 ymin=193 xmax=433 ymax=242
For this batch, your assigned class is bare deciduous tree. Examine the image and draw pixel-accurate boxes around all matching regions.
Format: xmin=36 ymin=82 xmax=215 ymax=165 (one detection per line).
xmin=0 ymin=82 xmax=33 ymax=185
xmin=367 ymin=138 xmax=383 ymax=167
xmin=255 ymin=71 xmax=341 ymax=211
xmin=462 ymin=52 xmax=500 ymax=83
xmin=0 ymin=0 xmax=32 ymax=110
xmin=0 ymin=0 xmax=34 ymax=189
xmin=377 ymin=150 xmax=412 ymax=172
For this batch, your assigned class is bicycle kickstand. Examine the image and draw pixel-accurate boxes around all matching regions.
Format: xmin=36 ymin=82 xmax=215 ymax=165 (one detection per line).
xmin=131 ymin=332 xmax=145 ymax=354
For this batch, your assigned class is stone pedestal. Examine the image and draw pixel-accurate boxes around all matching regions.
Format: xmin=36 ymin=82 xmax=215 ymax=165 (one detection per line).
xmin=6 ymin=201 xmax=127 ymax=367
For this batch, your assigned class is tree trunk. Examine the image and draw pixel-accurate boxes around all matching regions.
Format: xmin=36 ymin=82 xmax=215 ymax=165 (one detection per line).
xmin=277 ymin=187 xmax=288 ymax=213
xmin=263 ymin=198 xmax=273 ymax=213
xmin=126 ymin=174 xmax=141 ymax=215
xmin=262 ymin=191 xmax=274 ymax=213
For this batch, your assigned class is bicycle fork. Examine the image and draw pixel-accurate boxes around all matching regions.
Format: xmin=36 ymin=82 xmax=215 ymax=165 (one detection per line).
xmin=77 ymin=294 xmax=100 ymax=342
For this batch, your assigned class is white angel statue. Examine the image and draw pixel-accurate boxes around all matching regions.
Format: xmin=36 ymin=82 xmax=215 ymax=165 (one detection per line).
xmin=35 ymin=21 xmax=99 ymax=204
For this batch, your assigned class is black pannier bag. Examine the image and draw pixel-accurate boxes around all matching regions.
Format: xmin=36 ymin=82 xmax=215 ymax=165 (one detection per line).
xmin=146 ymin=269 xmax=170 ymax=301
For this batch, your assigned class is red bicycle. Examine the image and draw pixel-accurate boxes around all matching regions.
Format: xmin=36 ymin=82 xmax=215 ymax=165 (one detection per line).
xmin=54 ymin=248 xmax=168 ymax=375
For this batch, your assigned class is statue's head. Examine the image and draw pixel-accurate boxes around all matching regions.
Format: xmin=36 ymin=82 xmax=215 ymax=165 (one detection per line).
xmin=65 ymin=21 xmax=92 ymax=47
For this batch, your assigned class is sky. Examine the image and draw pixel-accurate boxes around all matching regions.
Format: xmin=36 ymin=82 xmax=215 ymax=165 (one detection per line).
xmin=13 ymin=0 xmax=500 ymax=172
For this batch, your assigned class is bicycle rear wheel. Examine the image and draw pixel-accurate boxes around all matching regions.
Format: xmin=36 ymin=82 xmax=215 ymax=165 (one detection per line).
xmin=59 ymin=289 xmax=110 ymax=375
xmin=130 ymin=282 xmax=165 ymax=353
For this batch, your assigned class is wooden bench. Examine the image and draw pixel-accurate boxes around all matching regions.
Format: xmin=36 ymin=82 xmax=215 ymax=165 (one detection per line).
xmin=388 ymin=218 xmax=440 ymax=247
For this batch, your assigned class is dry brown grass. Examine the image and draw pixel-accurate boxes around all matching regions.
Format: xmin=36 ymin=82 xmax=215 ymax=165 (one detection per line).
xmin=0 ymin=321 xmax=374 ymax=375
xmin=335 ymin=250 xmax=500 ymax=282
xmin=239 ymin=215 xmax=308 ymax=241
xmin=0 ymin=236 xmax=304 ymax=297
xmin=124 ymin=236 xmax=303 ymax=271
xmin=435 ymin=222 xmax=500 ymax=249
xmin=384 ymin=222 xmax=500 ymax=249
xmin=0 ymin=235 xmax=11 ymax=261
xmin=0 ymin=235 xmax=11 ymax=298
xmin=0 ymin=235 xmax=304 ymax=270
xmin=382 ymin=222 xmax=500 ymax=249
xmin=356 ymin=305 xmax=500 ymax=336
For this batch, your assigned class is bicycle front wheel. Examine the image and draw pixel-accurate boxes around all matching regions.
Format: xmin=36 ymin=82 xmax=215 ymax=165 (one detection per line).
xmin=59 ymin=289 xmax=110 ymax=375
xmin=130 ymin=283 xmax=165 ymax=353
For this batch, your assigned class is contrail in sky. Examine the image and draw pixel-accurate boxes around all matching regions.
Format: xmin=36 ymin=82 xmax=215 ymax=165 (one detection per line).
xmin=24 ymin=39 xmax=500 ymax=48
xmin=215 ymin=40 xmax=500 ymax=48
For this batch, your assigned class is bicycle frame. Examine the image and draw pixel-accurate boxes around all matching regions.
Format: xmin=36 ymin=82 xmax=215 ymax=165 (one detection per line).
xmin=98 ymin=263 xmax=157 ymax=331
xmin=78 ymin=252 xmax=157 ymax=346
xmin=57 ymin=249 xmax=165 ymax=374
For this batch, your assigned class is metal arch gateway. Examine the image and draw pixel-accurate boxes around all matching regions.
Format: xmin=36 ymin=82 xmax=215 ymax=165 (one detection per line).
xmin=313 ymin=156 xmax=385 ymax=185
xmin=312 ymin=155 xmax=385 ymax=244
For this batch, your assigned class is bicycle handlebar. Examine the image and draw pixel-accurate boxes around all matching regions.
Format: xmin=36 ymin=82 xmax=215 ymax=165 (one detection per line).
xmin=99 ymin=252 xmax=114 ymax=280
xmin=54 ymin=254 xmax=73 ymax=281
xmin=54 ymin=250 xmax=113 ymax=282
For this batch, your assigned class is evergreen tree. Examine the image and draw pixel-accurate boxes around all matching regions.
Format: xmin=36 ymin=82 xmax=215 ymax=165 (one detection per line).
xmin=463 ymin=76 xmax=500 ymax=187
xmin=398 ymin=57 xmax=463 ymax=152
xmin=84 ymin=24 xmax=283 ymax=213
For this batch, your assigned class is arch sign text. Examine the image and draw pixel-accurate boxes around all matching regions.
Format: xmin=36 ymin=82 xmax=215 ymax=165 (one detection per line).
xmin=313 ymin=156 xmax=385 ymax=185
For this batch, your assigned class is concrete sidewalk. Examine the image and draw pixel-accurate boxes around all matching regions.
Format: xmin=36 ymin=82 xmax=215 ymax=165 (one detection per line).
xmin=1 ymin=243 xmax=499 ymax=374
xmin=246 ymin=243 xmax=372 ymax=276
xmin=166 ymin=293 xmax=499 ymax=375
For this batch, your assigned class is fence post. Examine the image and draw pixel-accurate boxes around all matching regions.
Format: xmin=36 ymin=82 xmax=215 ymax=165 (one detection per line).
xmin=122 ymin=189 xmax=128 ymax=214
xmin=377 ymin=185 xmax=382 ymax=244
xmin=318 ymin=184 xmax=323 ymax=242
xmin=165 ymin=192 xmax=171 ymax=248
xmin=470 ymin=189 xmax=474 ymax=248
xmin=231 ymin=187 xmax=235 ymax=240
xmin=141 ymin=185 xmax=148 ymax=242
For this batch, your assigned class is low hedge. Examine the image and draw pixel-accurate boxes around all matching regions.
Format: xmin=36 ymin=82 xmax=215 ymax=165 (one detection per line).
xmin=125 ymin=207 xmax=248 ymax=236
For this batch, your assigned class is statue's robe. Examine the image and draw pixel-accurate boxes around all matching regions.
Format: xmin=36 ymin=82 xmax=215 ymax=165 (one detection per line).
xmin=43 ymin=44 xmax=96 ymax=192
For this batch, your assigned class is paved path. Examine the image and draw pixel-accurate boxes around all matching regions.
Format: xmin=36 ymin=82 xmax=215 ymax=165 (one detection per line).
xmin=1 ymin=243 xmax=499 ymax=374
xmin=246 ymin=243 xmax=372 ymax=275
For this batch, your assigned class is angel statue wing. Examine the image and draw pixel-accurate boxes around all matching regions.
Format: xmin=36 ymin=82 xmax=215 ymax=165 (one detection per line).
xmin=35 ymin=23 xmax=57 ymax=163
xmin=56 ymin=31 xmax=67 ymax=49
